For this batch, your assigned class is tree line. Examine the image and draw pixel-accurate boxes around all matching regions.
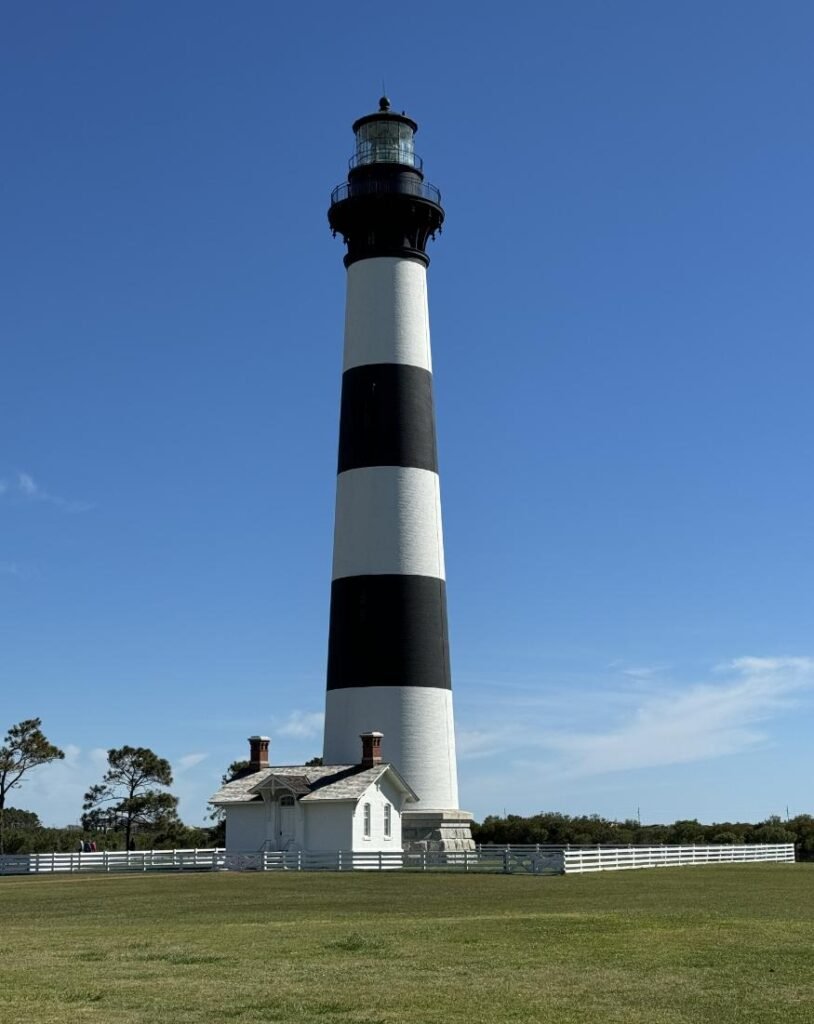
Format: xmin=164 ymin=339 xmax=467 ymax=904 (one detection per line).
xmin=472 ymin=811 xmax=814 ymax=860
xmin=3 ymin=718 xmax=813 ymax=858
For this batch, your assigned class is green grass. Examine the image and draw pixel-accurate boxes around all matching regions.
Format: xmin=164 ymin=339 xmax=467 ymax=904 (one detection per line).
xmin=1 ymin=865 xmax=812 ymax=1023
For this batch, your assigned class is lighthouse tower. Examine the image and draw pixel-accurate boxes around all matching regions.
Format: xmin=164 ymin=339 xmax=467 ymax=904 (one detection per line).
xmin=323 ymin=98 xmax=473 ymax=850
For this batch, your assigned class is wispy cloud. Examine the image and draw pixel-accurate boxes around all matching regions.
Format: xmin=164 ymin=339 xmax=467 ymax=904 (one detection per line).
xmin=88 ymin=747 xmax=110 ymax=768
xmin=0 ymin=471 xmax=93 ymax=513
xmin=176 ymin=752 xmax=208 ymax=773
xmin=17 ymin=472 xmax=38 ymax=497
xmin=457 ymin=727 xmax=516 ymax=760
xmin=275 ymin=710 xmax=324 ymax=739
xmin=621 ymin=665 xmax=668 ymax=680
xmin=458 ymin=656 xmax=814 ymax=781
xmin=538 ymin=656 xmax=814 ymax=778
xmin=12 ymin=744 xmax=100 ymax=828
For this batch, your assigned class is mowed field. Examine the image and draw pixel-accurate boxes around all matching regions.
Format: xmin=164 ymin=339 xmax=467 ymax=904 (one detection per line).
xmin=1 ymin=864 xmax=812 ymax=1024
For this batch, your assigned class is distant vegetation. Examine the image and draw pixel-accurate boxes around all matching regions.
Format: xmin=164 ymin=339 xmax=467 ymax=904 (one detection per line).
xmin=0 ymin=806 xmax=213 ymax=854
xmin=0 ymin=803 xmax=212 ymax=854
xmin=4 ymin=806 xmax=812 ymax=859
xmin=472 ymin=811 xmax=814 ymax=860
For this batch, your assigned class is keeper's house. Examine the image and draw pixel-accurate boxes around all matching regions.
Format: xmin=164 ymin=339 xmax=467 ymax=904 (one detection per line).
xmin=210 ymin=732 xmax=416 ymax=853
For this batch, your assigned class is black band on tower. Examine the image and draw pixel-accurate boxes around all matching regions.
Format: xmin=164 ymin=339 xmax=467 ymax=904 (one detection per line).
xmin=327 ymin=574 xmax=451 ymax=690
xmin=337 ymin=363 xmax=439 ymax=474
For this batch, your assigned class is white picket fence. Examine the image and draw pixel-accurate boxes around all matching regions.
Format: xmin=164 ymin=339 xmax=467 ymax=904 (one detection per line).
xmin=224 ymin=850 xmax=406 ymax=872
xmin=0 ymin=843 xmax=795 ymax=877
xmin=0 ymin=848 xmax=222 ymax=876
xmin=560 ymin=843 xmax=795 ymax=873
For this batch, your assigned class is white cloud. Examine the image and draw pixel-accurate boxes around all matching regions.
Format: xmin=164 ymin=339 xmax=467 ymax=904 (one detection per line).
xmin=621 ymin=665 xmax=667 ymax=680
xmin=457 ymin=727 xmax=514 ymax=760
xmin=514 ymin=656 xmax=814 ymax=778
xmin=0 ymin=471 xmax=93 ymax=513
xmin=275 ymin=710 xmax=324 ymax=739
xmin=452 ymin=656 xmax=814 ymax=819
xmin=17 ymin=472 xmax=38 ymax=497
xmin=456 ymin=657 xmax=814 ymax=780
xmin=88 ymin=747 xmax=110 ymax=767
xmin=62 ymin=744 xmax=82 ymax=764
xmin=9 ymin=744 xmax=100 ymax=827
xmin=176 ymin=752 xmax=208 ymax=773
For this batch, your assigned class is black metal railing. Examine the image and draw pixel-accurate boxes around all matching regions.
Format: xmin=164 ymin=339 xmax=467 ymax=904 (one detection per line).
xmin=330 ymin=177 xmax=442 ymax=207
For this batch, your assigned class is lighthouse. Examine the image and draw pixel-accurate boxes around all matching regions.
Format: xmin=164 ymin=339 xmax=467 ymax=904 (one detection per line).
xmin=323 ymin=99 xmax=473 ymax=850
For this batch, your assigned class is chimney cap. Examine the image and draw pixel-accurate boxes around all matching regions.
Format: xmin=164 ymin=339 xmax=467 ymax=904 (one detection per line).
xmin=248 ymin=734 xmax=271 ymax=741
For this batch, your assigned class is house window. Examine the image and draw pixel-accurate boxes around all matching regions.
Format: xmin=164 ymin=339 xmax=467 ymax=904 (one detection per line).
xmin=384 ymin=803 xmax=392 ymax=839
xmin=363 ymin=802 xmax=371 ymax=838
xmin=279 ymin=795 xmax=295 ymax=807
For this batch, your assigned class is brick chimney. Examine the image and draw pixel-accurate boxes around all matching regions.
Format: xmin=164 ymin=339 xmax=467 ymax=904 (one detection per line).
xmin=360 ymin=731 xmax=383 ymax=768
xmin=248 ymin=735 xmax=270 ymax=772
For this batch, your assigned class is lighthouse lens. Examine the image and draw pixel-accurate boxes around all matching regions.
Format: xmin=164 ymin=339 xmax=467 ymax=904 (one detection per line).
xmin=355 ymin=120 xmax=416 ymax=168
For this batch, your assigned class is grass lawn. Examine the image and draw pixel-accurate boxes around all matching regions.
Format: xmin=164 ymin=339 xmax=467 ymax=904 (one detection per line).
xmin=1 ymin=864 xmax=812 ymax=1024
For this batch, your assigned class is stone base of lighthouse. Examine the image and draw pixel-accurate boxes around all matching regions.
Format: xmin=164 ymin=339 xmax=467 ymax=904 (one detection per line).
xmin=401 ymin=809 xmax=475 ymax=853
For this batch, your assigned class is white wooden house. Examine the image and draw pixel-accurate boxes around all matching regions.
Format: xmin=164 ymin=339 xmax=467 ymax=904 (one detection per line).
xmin=210 ymin=733 xmax=416 ymax=854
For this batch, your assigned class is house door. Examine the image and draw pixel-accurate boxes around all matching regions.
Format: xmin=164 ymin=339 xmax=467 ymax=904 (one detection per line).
xmin=278 ymin=795 xmax=296 ymax=849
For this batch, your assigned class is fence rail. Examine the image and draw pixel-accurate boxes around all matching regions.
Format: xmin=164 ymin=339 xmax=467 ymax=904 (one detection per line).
xmin=561 ymin=843 xmax=795 ymax=873
xmin=0 ymin=848 xmax=222 ymax=876
xmin=0 ymin=843 xmax=795 ymax=877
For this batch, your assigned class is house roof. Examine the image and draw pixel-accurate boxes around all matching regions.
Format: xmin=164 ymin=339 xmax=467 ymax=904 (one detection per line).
xmin=209 ymin=762 xmax=417 ymax=806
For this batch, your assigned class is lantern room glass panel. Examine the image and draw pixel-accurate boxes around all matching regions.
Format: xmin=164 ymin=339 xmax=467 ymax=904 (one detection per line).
xmin=354 ymin=120 xmax=416 ymax=168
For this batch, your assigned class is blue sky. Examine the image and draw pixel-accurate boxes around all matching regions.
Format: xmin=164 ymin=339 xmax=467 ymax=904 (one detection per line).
xmin=2 ymin=2 xmax=812 ymax=828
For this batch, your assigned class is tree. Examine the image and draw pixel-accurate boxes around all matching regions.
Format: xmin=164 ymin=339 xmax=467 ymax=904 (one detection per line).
xmin=223 ymin=759 xmax=251 ymax=781
xmin=3 ymin=808 xmax=42 ymax=831
xmin=749 ymin=820 xmax=797 ymax=845
xmin=82 ymin=746 xmax=179 ymax=850
xmin=0 ymin=718 xmax=64 ymax=853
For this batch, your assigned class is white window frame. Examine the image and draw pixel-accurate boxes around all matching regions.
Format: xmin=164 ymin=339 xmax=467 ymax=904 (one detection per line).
xmin=383 ymin=802 xmax=392 ymax=839
xmin=363 ymin=802 xmax=371 ymax=839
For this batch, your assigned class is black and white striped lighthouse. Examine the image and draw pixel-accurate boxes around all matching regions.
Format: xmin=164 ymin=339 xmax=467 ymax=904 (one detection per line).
xmin=323 ymin=99 xmax=472 ymax=849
